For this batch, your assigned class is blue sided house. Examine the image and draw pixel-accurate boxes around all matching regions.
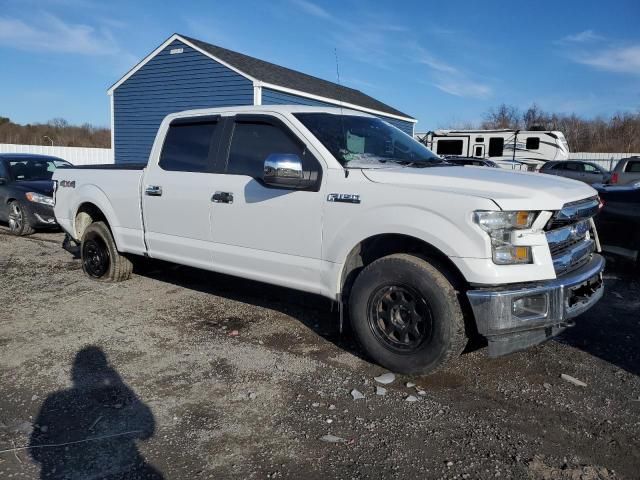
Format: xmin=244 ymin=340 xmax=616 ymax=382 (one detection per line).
xmin=108 ymin=34 xmax=417 ymax=164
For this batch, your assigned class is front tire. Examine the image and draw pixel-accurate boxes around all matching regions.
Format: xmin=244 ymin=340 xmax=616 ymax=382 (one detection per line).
xmin=349 ymin=254 xmax=467 ymax=375
xmin=7 ymin=201 xmax=35 ymax=236
xmin=81 ymin=221 xmax=132 ymax=282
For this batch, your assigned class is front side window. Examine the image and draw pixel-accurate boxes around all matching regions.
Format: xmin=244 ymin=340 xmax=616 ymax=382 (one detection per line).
xmin=625 ymin=160 xmax=640 ymax=173
xmin=9 ymin=158 xmax=71 ymax=181
xmin=584 ymin=164 xmax=599 ymax=173
xmin=159 ymin=120 xmax=218 ymax=172
xmin=294 ymin=113 xmax=442 ymax=168
xmin=227 ymin=121 xmax=311 ymax=178
xmin=526 ymin=137 xmax=540 ymax=150
xmin=488 ymin=138 xmax=504 ymax=157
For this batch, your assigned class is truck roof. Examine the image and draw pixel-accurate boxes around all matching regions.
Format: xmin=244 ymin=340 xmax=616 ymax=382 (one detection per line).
xmin=164 ymin=104 xmax=376 ymax=120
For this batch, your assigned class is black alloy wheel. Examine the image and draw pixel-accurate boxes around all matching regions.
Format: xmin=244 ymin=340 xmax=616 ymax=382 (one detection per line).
xmin=82 ymin=236 xmax=111 ymax=278
xmin=367 ymin=284 xmax=434 ymax=353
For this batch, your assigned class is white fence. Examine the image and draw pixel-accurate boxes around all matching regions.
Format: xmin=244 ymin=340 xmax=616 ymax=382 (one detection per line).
xmin=0 ymin=143 xmax=113 ymax=165
xmin=569 ymin=152 xmax=640 ymax=171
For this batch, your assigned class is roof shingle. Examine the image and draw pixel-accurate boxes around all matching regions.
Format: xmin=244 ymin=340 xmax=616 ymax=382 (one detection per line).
xmin=179 ymin=34 xmax=413 ymax=120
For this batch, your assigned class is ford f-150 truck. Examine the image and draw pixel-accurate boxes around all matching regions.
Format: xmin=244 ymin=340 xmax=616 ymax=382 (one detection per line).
xmin=53 ymin=106 xmax=605 ymax=374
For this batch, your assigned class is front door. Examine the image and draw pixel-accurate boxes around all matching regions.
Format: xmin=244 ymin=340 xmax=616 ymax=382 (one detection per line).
xmin=209 ymin=114 xmax=325 ymax=293
xmin=142 ymin=115 xmax=223 ymax=269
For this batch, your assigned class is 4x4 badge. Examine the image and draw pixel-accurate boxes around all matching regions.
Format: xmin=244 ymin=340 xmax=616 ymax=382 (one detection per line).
xmin=327 ymin=193 xmax=360 ymax=204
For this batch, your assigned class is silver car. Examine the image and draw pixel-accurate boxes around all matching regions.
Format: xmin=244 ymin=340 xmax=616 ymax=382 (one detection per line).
xmin=610 ymin=156 xmax=640 ymax=186
xmin=539 ymin=160 xmax=610 ymax=185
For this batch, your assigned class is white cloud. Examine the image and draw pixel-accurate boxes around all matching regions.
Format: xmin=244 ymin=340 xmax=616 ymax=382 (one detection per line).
xmin=287 ymin=0 xmax=492 ymax=99
xmin=289 ymin=0 xmax=333 ymax=20
xmin=418 ymin=56 xmax=458 ymax=75
xmin=0 ymin=13 xmax=122 ymax=55
xmin=572 ymin=45 xmax=640 ymax=75
xmin=433 ymin=78 xmax=492 ymax=99
xmin=561 ymin=30 xmax=604 ymax=43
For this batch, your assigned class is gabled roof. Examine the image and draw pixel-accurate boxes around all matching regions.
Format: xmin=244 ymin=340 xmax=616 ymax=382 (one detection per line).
xmin=108 ymin=34 xmax=416 ymax=123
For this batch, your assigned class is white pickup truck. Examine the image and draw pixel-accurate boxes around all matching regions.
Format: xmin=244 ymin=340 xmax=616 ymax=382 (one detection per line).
xmin=53 ymin=105 xmax=605 ymax=374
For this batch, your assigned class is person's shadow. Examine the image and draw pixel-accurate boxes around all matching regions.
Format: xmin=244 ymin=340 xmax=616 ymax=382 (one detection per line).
xmin=29 ymin=346 xmax=163 ymax=479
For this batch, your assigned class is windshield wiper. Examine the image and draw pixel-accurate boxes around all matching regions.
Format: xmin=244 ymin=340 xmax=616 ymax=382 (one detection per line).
xmin=390 ymin=159 xmax=449 ymax=168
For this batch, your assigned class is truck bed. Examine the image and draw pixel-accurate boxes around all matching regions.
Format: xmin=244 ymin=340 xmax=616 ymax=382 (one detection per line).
xmin=53 ymin=166 xmax=147 ymax=254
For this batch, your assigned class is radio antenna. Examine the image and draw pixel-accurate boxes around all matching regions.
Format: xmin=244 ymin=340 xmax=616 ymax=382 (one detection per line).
xmin=334 ymin=48 xmax=349 ymax=177
xmin=334 ymin=48 xmax=344 ymax=115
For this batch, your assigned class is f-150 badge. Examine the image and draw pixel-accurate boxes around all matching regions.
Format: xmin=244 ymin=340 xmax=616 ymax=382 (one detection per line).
xmin=327 ymin=193 xmax=360 ymax=204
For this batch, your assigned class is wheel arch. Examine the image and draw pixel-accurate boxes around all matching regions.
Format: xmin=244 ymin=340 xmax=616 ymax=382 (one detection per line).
xmin=338 ymin=233 xmax=479 ymax=343
xmin=339 ymin=233 xmax=469 ymax=301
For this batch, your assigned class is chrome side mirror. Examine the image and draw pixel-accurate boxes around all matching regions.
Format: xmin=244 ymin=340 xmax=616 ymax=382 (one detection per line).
xmin=263 ymin=154 xmax=314 ymax=189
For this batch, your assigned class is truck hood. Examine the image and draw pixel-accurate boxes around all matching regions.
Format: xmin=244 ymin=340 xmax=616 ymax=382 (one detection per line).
xmin=361 ymin=166 xmax=597 ymax=211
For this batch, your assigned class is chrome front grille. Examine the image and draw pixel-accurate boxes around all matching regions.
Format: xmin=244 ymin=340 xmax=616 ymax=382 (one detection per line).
xmin=546 ymin=198 xmax=599 ymax=275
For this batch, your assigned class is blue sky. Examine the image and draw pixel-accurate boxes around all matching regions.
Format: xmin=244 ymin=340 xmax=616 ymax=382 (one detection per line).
xmin=1 ymin=0 xmax=639 ymax=131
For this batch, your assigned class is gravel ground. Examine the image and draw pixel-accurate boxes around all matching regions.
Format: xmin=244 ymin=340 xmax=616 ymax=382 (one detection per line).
xmin=0 ymin=229 xmax=639 ymax=479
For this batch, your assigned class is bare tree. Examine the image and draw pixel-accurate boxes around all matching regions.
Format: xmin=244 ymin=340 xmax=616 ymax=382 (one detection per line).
xmin=0 ymin=117 xmax=110 ymax=148
xmin=481 ymin=104 xmax=521 ymax=129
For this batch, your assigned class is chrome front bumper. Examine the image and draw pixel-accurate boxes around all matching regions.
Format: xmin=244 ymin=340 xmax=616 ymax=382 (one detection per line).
xmin=467 ymin=254 xmax=605 ymax=357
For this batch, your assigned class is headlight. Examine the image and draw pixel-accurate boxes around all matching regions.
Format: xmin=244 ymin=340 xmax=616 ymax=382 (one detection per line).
xmin=474 ymin=211 xmax=537 ymax=265
xmin=25 ymin=192 xmax=54 ymax=207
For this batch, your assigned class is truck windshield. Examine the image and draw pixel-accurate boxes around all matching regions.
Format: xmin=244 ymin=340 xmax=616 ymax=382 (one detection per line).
xmin=294 ymin=113 xmax=444 ymax=168
xmin=9 ymin=159 xmax=71 ymax=181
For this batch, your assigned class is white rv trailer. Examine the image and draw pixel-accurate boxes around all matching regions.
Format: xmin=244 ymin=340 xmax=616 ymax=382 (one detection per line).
xmin=416 ymin=129 xmax=570 ymax=171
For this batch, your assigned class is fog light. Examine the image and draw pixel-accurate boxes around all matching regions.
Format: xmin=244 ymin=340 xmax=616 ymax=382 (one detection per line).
xmin=493 ymin=245 xmax=532 ymax=265
xmin=512 ymin=293 xmax=548 ymax=319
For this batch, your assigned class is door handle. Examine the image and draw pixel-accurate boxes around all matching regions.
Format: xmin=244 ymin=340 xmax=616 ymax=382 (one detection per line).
xmin=145 ymin=185 xmax=163 ymax=196
xmin=212 ymin=191 xmax=233 ymax=204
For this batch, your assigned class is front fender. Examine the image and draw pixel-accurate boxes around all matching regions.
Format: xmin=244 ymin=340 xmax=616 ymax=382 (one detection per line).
xmin=324 ymin=203 xmax=493 ymax=266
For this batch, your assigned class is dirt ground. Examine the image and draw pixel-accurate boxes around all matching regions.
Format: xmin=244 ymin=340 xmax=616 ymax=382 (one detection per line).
xmin=1 ymin=229 xmax=639 ymax=479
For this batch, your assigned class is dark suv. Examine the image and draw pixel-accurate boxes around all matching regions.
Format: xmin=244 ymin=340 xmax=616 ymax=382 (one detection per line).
xmin=0 ymin=154 xmax=71 ymax=235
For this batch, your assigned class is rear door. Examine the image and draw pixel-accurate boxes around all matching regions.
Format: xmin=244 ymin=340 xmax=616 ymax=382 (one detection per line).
xmin=582 ymin=163 xmax=605 ymax=184
xmin=142 ymin=115 xmax=224 ymax=269
xmin=208 ymin=113 xmax=325 ymax=293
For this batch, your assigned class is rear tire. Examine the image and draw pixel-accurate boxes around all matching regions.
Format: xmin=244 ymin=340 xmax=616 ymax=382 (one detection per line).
xmin=349 ymin=254 xmax=467 ymax=375
xmin=81 ymin=221 xmax=132 ymax=282
xmin=7 ymin=201 xmax=35 ymax=236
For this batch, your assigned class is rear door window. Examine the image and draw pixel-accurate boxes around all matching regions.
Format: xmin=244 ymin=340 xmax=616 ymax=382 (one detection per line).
xmin=565 ymin=162 xmax=584 ymax=171
xmin=625 ymin=160 xmax=640 ymax=172
xmin=159 ymin=119 xmax=219 ymax=172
